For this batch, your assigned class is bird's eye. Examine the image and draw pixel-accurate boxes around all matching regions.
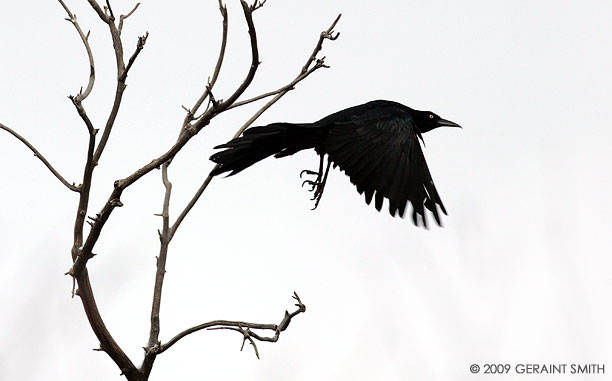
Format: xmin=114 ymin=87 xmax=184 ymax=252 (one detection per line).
xmin=429 ymin=114 xmax=434 ymax=119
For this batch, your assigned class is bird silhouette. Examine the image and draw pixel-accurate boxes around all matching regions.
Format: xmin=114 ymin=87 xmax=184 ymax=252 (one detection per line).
xmin=210 ymin=100 xmax=460 ymax=227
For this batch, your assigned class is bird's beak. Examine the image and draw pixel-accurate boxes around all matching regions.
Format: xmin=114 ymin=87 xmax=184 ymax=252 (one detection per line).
xmin=437 ymin=118 xmax=462 ymax=128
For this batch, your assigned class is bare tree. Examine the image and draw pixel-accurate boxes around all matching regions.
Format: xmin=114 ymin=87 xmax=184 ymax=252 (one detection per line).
xmin=0 ymin=1 xmax=340 ymax=380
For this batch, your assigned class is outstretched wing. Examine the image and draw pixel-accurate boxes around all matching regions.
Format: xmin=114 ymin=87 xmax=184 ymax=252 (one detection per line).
xmin=322 ymin=106 xmax=446 ymax=227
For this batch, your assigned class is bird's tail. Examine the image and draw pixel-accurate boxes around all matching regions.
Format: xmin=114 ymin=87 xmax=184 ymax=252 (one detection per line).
xmin=209 ymin=122 xmax=323 ymax=176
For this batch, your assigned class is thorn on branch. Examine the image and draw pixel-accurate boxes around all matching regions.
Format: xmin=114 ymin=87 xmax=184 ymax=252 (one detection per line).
xmin=110 ymin=198 xmax=124 ymax=207
xmin=181 ymin=105 xmax=194 ymax=121
xmin=64 ymin=268 xmax=77 ymax=297
xmin=223 ymin=325 xmax=260 ymax=359
xmin=315 ymin=57 xmax=330 ymax=69
xmin=293 ymin=291 xmax=306 ymax=312
xmin=218 ymin=0 xmax=227 ymax=14
xmin=205 ymin=81 xmax=220 ymax=112
xmin=323 ymin=30 xmax=340 ymax=41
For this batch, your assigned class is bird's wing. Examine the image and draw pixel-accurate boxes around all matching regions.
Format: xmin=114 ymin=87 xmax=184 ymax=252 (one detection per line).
xmin=323 ymin=115 xmax=446 ymax=227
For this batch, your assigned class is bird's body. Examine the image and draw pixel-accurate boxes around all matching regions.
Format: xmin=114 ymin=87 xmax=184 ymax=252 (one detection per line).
xmin=210 ymin=100 xmax=460 ymax=227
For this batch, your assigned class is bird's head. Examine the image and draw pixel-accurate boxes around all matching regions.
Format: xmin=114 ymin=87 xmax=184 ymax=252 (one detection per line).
xmin=413 ymin=110 xmax=461 ymax=133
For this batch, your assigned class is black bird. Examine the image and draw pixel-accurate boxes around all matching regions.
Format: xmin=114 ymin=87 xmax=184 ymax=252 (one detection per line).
xmin=210 ymin=100 xmax=460 ymax=227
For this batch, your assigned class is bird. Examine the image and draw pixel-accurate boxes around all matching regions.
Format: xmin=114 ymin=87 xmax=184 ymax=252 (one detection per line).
xmin=209 ymin=100 xmax=460 ymax=227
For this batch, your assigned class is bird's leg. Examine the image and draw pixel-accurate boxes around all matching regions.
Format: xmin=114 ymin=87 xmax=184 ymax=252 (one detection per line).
xmin=300 ymin=154 xmax=324 ymax=191
xmin=310 ymin=159 xmax=332 ymax=210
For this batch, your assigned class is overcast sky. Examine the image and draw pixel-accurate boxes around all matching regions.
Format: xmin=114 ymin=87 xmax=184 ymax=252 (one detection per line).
xmin=1 ymin=1 xmax=611 ymax=380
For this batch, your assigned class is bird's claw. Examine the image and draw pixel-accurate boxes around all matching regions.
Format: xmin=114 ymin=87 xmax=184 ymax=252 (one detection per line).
xmin=299 ymin=169 xmax=319 ymax=179
xmin=301 ymin=180 xmax=324 ymax=203
xmin=302 ymin=179 xmax=319 ymax=192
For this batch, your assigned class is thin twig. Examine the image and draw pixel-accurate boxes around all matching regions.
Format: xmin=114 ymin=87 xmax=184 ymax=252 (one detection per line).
xmin=118 ymin=2 xmax=140 ymax=33
xmin=301 ymin=14 xmax=341 ymax=74
xmin=188 ymin=0 xmax=260 ymax=134
xmin=105 ymin=0 xmax=115 ymax=20
xmin=183 ymin=0 xmax=228 ymax=127
xmin=227 ymin=61 xmax=324 ymax=111
xmin=120 ymin=32 xmax=148 ymax=82
xmin=210 ymin=326 xmax=262 ymax=358
xmin=58 ymin=0 xmax=96 ymax=101
xmin=1 ymin=123 xmax=79 ymax=192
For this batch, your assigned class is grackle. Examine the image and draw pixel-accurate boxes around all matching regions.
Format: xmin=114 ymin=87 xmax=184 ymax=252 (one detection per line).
xmin=210 ymin=100 xmax=460 ymax=227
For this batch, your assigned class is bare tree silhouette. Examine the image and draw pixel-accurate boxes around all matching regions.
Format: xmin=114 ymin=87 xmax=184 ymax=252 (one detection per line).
xmin=1 ymin=1 xmax=340 ymax=379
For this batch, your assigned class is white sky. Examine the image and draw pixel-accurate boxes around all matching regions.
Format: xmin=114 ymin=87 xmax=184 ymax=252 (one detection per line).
xmin=1 ymin=1 xmax=611 ymax=380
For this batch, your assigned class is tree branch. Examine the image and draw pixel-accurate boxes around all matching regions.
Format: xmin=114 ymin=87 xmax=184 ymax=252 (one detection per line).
xmin=75 ymin=269 xmax=139 ymax=379
xmin=301 ymin=13 xmax=341 ymax=75
xmin=0 ymin=123 xmax=79 ymax=192
xmin=182 ymin=0 xmax=228 ymax=127
xmin=139 ymin=162 xmax=172 ymax=379
xmin=64 ymin=2 xmax=146 ymax=379
xmin=118 ymin=2 xmax=140 ymax=33
xmin=156 ymin=292 xmax=306 ymax=357
xmin=227 ymin=59 xmax=327 ymax=111
xmin=68 ymin=95 xmax=96 ymax=250
xmin=58 ymin=0 xmax=96 ymax=101
xmin=120 ymin=32 xmax=148 ymax=83
xmin=93 ymin=26 xmax=147 ymax=165
xmin=63 ymin=89 xmax=139 ymax=378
